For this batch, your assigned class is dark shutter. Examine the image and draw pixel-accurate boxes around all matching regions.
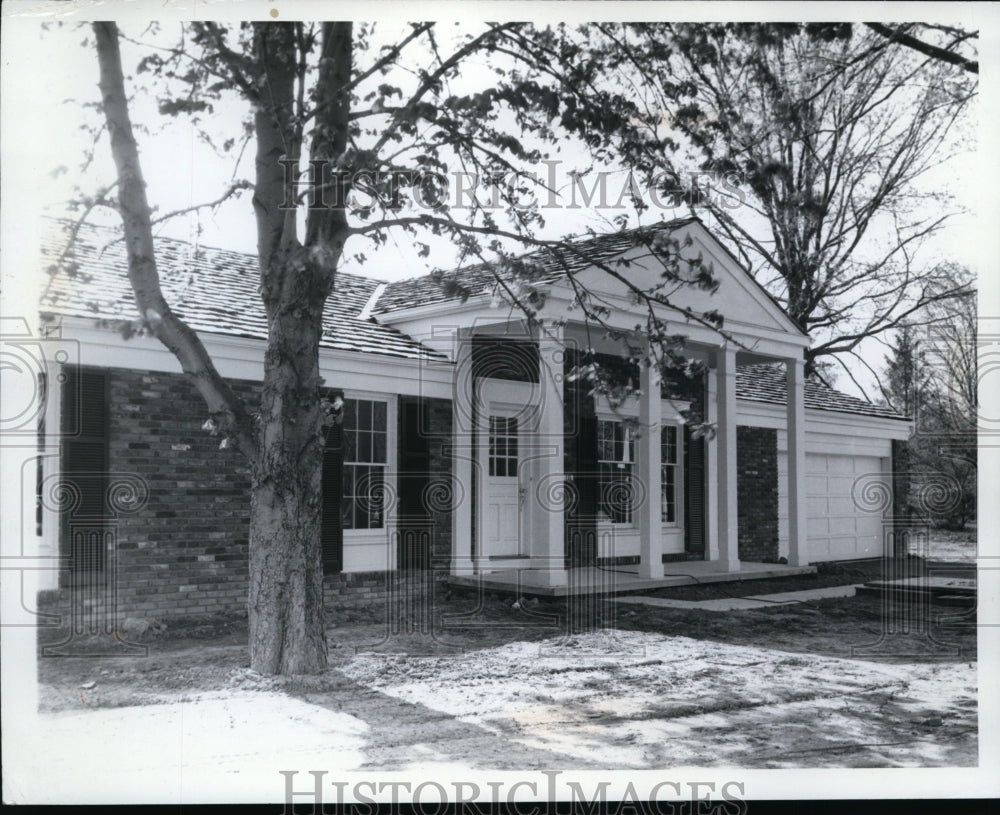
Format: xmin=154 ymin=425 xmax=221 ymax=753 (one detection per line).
xmin=567 ymin=412 xmax=599 ymax=566
xmin=320 ymin=405 xmax=344 ymax=574
xmin=397 ymin=396 xmax=430 ymax=570
xmin=684 ymin=427 xmax=705 ymax=557
xmin=61 ymin=367 xmax=109 ymax=574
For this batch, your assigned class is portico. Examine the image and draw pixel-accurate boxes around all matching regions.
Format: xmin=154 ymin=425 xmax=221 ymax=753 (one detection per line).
xmin=369 ymin=216 xmax=892 ymax=591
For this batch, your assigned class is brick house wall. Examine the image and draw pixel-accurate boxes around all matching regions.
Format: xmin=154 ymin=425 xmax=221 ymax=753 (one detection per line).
xmin=48 ymin=366 xmax=453 ymax=623
xmin=736 ymin=425 xmax=779 ymax=562
xmin=108 ymin=368 xmax=253 ymax=618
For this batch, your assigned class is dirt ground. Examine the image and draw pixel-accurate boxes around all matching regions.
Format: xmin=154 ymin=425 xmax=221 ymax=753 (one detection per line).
xmin=34 ymin=552 xmax=978 ymax=771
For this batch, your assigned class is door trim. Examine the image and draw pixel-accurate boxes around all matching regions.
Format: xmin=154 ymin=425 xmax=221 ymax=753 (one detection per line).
xmin=475 ymin=379 xmax=540 ymax=567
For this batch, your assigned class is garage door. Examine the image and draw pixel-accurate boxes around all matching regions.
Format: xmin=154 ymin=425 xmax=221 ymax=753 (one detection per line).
xmin=778 ymin=452 xmax=888 ymax=561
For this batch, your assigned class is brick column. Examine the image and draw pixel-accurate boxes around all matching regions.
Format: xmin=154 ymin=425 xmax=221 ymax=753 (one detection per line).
xmin=705 ymin=370 xmax=719 ymax=562
xmin=890 ymin=438 xmax=912 ymax=558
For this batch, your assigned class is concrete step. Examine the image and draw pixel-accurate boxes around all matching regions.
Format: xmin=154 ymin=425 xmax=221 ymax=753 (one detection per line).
xmin=857 ymin=576 xmax=976 ymax=606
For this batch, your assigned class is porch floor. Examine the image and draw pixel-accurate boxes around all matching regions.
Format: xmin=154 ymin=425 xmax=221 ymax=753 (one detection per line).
xmin=448 ymin=560 xmax=817 ymax=598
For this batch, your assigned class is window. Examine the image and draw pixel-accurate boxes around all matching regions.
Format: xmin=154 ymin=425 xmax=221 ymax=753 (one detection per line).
xmin=341 ymin=398 xmax=388 ymax=529
xmin=597 ymin=419 xmax=634 ymax=524
xmin=488 ymin=415 xmax=518 ymax=477
xmin=661 ymin=425 xmax=678 ymax=524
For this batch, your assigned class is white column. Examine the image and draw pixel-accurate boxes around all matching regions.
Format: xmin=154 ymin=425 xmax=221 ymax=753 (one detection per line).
xmin=705 ymin=371 xmax=719 ymax=562
xmin=716 ymin=346 xmax=740 ymax=572
xmin=450 ymin=330 xmax=475 ymax=575
xmin=786 ymin=356 xmax=808 ymax=566
xmin=636 ymin=361 xmax=664 ymax=579
xmin=528 ymin=322 xmax=567 ymax=586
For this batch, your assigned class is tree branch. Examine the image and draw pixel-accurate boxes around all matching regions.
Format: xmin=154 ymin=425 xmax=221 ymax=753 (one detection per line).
xmin=866 ymin=22 xmax=978 ymax=74
xmin=93 ymin=21 xmax=257 ymax=457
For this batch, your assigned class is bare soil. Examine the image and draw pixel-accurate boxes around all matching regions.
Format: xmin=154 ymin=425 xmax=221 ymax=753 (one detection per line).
xmin=36 ymin=565 xmax=978 ymax=769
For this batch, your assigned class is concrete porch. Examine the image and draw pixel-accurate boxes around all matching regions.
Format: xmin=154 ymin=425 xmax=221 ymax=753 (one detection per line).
xmin=448 ymin=560 xmax=817 ymax=598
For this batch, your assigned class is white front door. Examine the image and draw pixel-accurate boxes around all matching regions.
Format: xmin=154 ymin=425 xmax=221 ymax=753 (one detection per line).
xmin=482 ymin=413 xmax=522 ymax=557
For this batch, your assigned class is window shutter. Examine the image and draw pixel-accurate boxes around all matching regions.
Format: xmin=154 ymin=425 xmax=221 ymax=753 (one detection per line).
xmin=684 ymin=427 xmax=705 ymax=556
xmin=320 ymin=416 xmax=344 ymax=574
xmin=567 ymin=413 xmax=599 ymax=565
xmin=61 ymin=367 xmax=109 ymax=573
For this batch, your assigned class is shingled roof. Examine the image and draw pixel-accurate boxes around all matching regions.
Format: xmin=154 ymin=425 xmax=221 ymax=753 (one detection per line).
xmin=39 ymin=220 xmax=444 ymax=361
xmin=736 ymin=364 xmax=908 ymax=421
xmin=373 ymin=217 xmax=700 ymax=315
xmin=39 ymin=221 xmax=905 ymax=423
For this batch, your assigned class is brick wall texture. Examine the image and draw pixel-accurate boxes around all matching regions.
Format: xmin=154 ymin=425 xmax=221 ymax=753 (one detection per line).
xmin=736 ymin=425 xmax=779 ymax=562
xmin=47 ymin=364 xmax=793 ymax=621
xmin=107 ymin=368 xmax=253 ymax=619
xmin=51 ymin=367 xmax=452 ymax=622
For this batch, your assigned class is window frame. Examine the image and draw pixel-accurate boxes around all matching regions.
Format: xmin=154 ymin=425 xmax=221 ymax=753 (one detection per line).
xmin=593 ymin=394 xmax=640 ymax=530
xmin=660 ymin=402 xmax=688 ymax=532
xmin=592 ymin=395 xmax=687 ymax=532
xmin=660 ymin=423 xmax=680 ymax=526
xmin=596 ymin=416 xmax=636 ymax=526
xmin=488 ymin=414 xmax=519 ymax=478
xmin=338 ymin=393 xmax=395 ymax=536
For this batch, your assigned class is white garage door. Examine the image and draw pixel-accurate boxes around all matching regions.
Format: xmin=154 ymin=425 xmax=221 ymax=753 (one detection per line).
xmin=778 ymin=452 xmax=888 ymax=562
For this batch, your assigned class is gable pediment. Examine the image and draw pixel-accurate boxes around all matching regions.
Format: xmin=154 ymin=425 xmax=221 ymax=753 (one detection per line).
xmin=549 ymin=220 xmax=802 ymax=337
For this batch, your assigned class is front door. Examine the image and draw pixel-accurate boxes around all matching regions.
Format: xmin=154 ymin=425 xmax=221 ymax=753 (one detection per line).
xmin=482 ymin=414 xmax=522 ymax=557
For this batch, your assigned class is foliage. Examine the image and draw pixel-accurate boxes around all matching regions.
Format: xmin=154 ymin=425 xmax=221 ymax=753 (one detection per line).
xmin=881 ymin=266 xmax=976 ymax=530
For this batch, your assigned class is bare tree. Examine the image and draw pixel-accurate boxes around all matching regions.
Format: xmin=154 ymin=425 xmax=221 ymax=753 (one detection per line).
xmin=881 ymin=265 xmax=977 ymax=529
xmin=865 ymin=23 xmax=978 ymax=75
xmin=588 ymin=23 xmax=977 ymax=385
xmin=79 ymin=21 xmax=726 ymax=674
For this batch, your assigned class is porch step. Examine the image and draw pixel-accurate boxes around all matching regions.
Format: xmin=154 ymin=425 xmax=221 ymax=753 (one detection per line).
xmin=614 ymin=583 xmax=861 ymax=612
xmin=855 ymin=576 xmax=977 ymax=606
xmin=447 ymin=563 xmax=817 ymax=598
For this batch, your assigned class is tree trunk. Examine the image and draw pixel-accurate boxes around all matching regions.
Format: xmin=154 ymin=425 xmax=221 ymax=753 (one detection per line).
xmin=248 ymin=462 xmax=327 ymax=674
xmin=248 ymin=249 xmax=330 ymax=674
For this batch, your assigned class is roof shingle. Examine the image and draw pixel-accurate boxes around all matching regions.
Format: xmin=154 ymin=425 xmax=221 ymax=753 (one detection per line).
xmin=39 ymin=221 xmax=906 ymax=422
xmin=737 ymin=364 xmax=907 ymax=421
xmin=373 ymin=218 xmax=698 ymax=314
xmin=40 ymin=220 xmax=445 ymax=361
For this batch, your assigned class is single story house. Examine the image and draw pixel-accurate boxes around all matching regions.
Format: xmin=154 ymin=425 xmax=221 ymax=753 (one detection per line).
xmin=34 ymin=216 xmax=910 ymax=619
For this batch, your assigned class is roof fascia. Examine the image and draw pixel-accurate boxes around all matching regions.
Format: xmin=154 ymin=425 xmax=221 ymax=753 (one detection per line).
xmin=45 ymin=315 xmax=454 ymax=398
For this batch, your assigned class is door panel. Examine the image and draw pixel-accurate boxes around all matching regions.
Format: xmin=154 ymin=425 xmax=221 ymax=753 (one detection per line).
xmin=482 ymin=414 xmax=521 ymax=557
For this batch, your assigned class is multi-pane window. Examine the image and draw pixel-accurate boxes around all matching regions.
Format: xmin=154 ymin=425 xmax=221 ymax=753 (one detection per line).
xmin=341 ymin=398 xmax=388 ymax=529
xmin=488 ymin=416 xmax=518 ymax=477
xmin=597 ymin=419 xmax=634 ymax=524
xmin=661 ymin=425 xmax=678 ymax=524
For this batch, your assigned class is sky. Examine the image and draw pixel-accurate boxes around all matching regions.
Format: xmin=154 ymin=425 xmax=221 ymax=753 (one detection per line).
xmin=0 ymin=3 xmax=994 ymax=399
